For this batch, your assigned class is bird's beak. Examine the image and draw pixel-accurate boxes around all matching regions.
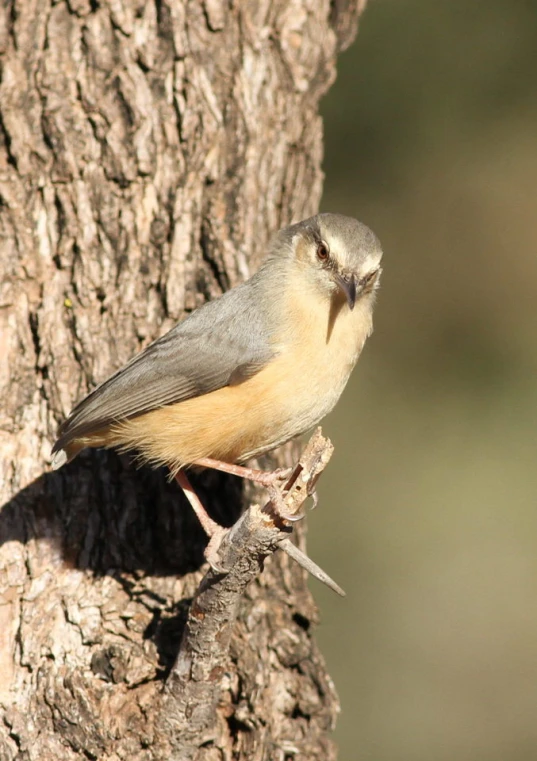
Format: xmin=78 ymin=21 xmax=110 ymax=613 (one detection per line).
xmin=333 ymin=272 xmax=357 ymax=310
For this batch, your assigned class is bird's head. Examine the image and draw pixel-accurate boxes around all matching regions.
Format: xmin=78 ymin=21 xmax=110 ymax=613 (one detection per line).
xmin=274 ymin=213 xmax=383 ymax=310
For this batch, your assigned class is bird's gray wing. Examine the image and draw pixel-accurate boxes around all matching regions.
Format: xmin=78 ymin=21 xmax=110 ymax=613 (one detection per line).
xmin=53 ymin=281 xmax=275 ymax=452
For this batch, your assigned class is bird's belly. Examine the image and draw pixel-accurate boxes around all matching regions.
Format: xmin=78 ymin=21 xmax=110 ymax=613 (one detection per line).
xmin=230 ymin=339 xmax=357 ymax=461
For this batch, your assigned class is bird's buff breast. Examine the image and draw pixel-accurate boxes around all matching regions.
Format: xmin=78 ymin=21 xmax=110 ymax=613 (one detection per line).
xmin=110 ymin=289 xmax=372 ymax=472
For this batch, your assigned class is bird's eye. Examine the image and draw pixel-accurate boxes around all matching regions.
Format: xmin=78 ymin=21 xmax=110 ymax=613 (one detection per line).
xmin=316 ymin=241 xmax=330 ymax=262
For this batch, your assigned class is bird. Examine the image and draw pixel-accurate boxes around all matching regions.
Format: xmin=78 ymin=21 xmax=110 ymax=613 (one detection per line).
xmin=51 ymin=213 xmax=383 ymax=561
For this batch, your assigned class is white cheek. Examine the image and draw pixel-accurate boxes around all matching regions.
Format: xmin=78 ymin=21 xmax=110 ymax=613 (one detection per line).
xmin=361 ymin=254 xmax=382 ymax=274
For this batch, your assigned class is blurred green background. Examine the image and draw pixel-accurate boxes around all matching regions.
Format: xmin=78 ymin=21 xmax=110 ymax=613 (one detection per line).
xmin=312 ymin=1 xmax=537 ymax=759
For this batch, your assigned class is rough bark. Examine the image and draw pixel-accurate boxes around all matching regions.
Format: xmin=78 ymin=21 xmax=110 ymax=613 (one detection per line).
xmin=0 ymin=1 xmax=364 ymax=759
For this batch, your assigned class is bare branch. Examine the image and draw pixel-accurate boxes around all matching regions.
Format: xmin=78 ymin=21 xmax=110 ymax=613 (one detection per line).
xmin=157 ymin=428 xmax=339 ymax=758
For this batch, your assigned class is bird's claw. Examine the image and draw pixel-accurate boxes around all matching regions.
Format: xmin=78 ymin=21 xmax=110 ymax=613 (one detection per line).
xmin=264 ymin=484 xmax=305 ymax=524
xmin=203 ymin=527 xmax=231 ymax=574
xmin=278 ymin=510 xmax=306 ymax=523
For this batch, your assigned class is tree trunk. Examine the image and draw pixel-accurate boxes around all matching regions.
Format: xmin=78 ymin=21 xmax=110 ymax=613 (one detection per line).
xmin=0 ymin=1 xmax=364 ymax=758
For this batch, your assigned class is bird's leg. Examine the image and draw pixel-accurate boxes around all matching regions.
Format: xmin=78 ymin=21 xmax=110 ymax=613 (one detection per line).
xmin=175 ymin=470 xmax=229 ymax=573
xmin=192 ymin=457 xmax=303 ymax=524
xmin=193 ymin=457 xmax=292 ymax=488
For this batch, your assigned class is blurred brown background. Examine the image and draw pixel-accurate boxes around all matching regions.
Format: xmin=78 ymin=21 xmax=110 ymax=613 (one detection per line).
xmin=312 ymin=1 xmax=537 ymax=759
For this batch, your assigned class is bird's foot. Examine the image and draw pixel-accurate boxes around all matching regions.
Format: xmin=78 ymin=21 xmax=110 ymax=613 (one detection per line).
xmin=264 ymin=483 xmax=305 ymax=525
xmin=253 ymin=466 xmax=293 ymax=488
xmin=183 ymin=458 xmax=310 ymax=540
xmin=203 ymin=526 xmax=231 ymax=574
xmin=265 ymin=470 xmax=319 ymax=523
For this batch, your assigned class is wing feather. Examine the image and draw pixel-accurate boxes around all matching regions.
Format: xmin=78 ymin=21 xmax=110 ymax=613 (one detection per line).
xmin=53 ymin=280 xmax=276 ymax=453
